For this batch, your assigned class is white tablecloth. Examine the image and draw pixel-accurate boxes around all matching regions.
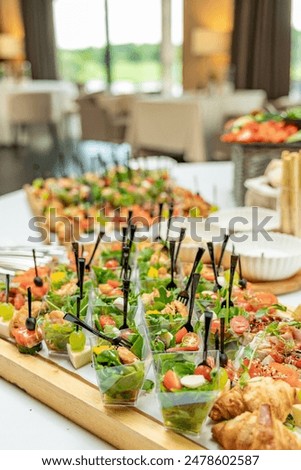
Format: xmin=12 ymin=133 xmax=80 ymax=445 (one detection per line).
xmin=0 ymin=161 xmax=299 ymax=450
xmin=0 ymin=79 xmax=78 ymax=145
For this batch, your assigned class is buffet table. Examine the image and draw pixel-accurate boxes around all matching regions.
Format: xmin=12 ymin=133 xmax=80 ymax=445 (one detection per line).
xmin=0 ymin=161 xmax=300 ymax=450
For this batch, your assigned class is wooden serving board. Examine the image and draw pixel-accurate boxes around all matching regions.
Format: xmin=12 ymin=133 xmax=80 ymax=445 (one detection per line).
xmin=251 ymin=269 xmax=301 ymax=296
xmin=0 ymin=339 xmax=203 ymax=451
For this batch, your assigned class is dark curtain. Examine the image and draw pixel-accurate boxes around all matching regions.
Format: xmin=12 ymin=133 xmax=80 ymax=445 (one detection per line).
xmin=231 ymin=0 xmax=291 ymax=99
xmin=20 ymin=0 xmax=58 ymax=79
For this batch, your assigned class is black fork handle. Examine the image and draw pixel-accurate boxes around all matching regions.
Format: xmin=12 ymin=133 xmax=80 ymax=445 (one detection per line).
xmin=187 ymin=272 xmax=200 ymax=323
xmin=72 ymin=242 xmax=79 ymax=282
xmin=220 ymin=317 xmax=225 ymax=354
xmin=5 ymin=274 xmax=10 ymax=304
xmin=175 ymin=228 xmax=186 ymax=265
xmin=86 ymin=230 xmax=104 ymax=269
xmin=78 ymin=257 xmax=86 ymax=299
xmin=217 ymin=234 xmax=230 ymax=272
xmin=166 ymin=202 xmax=174 ymax=241
xmin=122 ymin=279 xmax=130 ymax=327
xmin=128 ymin=224 xmax=136 ymax=253
xmin=64 ymin=312 xmax=113 ymax=342
xmin=157 ymin=202 xmax=163 ymax=239
xmin=27 ymin=287 xmax=32 ymax=318
xmin=32 ymin=249 xmax=39 ymax=277
xmin=207 ymin=242 xmax=219 ymax=287
xmin=185 ymin=247 xmax=205 ymax=291
xmin=228 ymin=255 xmax=239 ymax=304
xmin=169 ymin=240 xmax=176 ymax=283
xmin=203 ymin=310 xmax=213 ymax=361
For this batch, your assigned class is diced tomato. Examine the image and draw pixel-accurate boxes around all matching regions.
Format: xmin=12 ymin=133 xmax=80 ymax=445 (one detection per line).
xmin=105 ymin=260 xmax=119 ymax=269
xmin=110 ymin=242 xmax=122 ymax=252
xmin=14 ymin=293 xmax=25 ymax=310
xmin=30 ymin=283 xmax=49 ymax=299
xmin=107 ymin=279 xmax=120 ymax=288
xmin=251 ymin=292 xmax=278 ymax=311
xmin=175 ymin=327 xmax=188 ymax=344
xmin=245 ymin=359 xmax=267 ymax=378
xmin=230 ymin=316 xmax=250 ymax=335
xmin=99 ymin=315 xmax=116 ymax=328
xmin=194 ymin=365 xmax=212 ymax=381
xmin=13 ymin=327 xmax=41 ymax=348
xmin=270 ymin=349 xmax=285 ymax=363
xmin=210 ymin=319 xmax=220 ymax=334
xmin=163 ymin=370 xmax=182 ymax=391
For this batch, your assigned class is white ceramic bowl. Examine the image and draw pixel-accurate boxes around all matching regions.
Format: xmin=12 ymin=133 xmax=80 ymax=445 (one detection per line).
xmin=211 ymin=206 xmax=280 ymax=233
xmin=224 ymin=232 xmax=301 ymax=281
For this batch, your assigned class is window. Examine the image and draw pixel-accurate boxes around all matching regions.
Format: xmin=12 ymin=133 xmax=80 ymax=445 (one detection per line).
xmin=53 ymin=0 xmax=183 ymax=94
xmin=291 ymin=0 xmax=301 ymax=97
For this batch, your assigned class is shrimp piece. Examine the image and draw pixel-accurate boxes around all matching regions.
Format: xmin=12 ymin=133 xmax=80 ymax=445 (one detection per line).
xmin=162 ymin=300 xmax=188 ymax=317
xmin=55 ymin=281 xmax=78 ymax=297
xmin=46 ymin=310 xmax=65 ymax=324
xmin=141 ymin=289 xmax=160 ymax=306
xmin=158 ymin=266 xmax=168 ymax=277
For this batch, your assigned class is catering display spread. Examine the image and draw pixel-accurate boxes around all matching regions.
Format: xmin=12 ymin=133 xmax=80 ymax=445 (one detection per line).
xmin=1 ymin=158 xmax=301 ymax=450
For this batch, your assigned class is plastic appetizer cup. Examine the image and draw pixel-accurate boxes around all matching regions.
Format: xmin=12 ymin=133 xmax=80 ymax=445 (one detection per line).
xmin=90 ymin=325 xmax=151 ymax=406
xmin=155 ymin=351 xmax=220 ymax=436
xmin=38 ymin=310 xmax=75 ymax=355
xmin=90 ymin=286 xmax=138 ymax=326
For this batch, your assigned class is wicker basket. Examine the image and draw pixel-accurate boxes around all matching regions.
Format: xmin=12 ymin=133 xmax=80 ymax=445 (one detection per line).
xmin=231 ymin=143 xmax=300 ymax=206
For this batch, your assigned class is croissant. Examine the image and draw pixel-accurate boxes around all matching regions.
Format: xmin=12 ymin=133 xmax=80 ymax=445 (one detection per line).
xmin=210 ymin=377 xmax=295 ymax=422
xmin=212 ymin=404 xmax=301 ymax=450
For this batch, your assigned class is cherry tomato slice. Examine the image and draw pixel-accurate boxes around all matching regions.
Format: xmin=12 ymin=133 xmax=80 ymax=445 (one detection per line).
xmin=175 ymin=327 xmax=188 ymax=344
xmin=194 ymin=365 xmax=212 ymax=381
xmin=163 ymin=370 xmax=182 ymax=391
xmin=210 ymin=319 xmax=220 ymax=334
xmin=105 ymin=260 xmax=119 ymax=269
xmin=99 ymin=315 xmax=116 ymax=329
xmin=181 ymin=332 xmax=200 ymax=349
xmin=230 ymin=315 xmax=250 ymax=335
xmin=107 ymin=279 xmax=120 ymax=288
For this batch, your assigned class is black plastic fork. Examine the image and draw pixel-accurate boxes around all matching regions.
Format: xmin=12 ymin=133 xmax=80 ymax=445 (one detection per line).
xmin=207 ymin=241 xmax=222 ymax=292
xmin=182 ymin=273 xmax=200 ymax=332
xmin=120 ymin=279 xmax=130 ymax=330
xmin=220 ymin=254 xmax=239 ymax=308
xmin=177 ymin=247 xmax=205 ymax=305
xmin=85 ymin=229 xmax=105 ymax=271
xmin=166 ymin=240 xmax=177 ymax=290
xmin=63 ymin=313 xmax=132 ymax=349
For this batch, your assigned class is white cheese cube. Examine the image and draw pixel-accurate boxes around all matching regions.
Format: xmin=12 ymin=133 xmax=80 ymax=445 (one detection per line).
xmin=67 ymin=344 xmax=92 ymax=369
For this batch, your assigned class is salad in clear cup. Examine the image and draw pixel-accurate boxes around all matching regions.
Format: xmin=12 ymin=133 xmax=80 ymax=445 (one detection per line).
xmin=141 ymin=286 xmax=189 ymax=333
xmin=38 ymin=309 xmax=75 ymax=354
xmin=91 ymin=325 xmax=151 ymax=406
xmin=91 ymin=288 xmax=138 ymax=333
xmin=155 ymin=351 xmax=221 ymax=436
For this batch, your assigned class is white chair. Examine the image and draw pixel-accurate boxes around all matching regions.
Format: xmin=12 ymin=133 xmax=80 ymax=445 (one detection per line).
xmin=6 ymin=91 xmax=64 ymax=147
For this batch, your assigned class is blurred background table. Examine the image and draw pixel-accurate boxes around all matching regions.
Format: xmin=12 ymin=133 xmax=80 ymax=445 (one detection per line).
xmin=0 ymin=79 xmax=78 ymax=146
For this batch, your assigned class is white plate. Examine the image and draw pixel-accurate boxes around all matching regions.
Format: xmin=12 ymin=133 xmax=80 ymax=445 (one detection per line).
xmin=211 ymin=206 xmax=280 ymax=233
xmin=244 ymin=176 xmax=280 ymax=199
